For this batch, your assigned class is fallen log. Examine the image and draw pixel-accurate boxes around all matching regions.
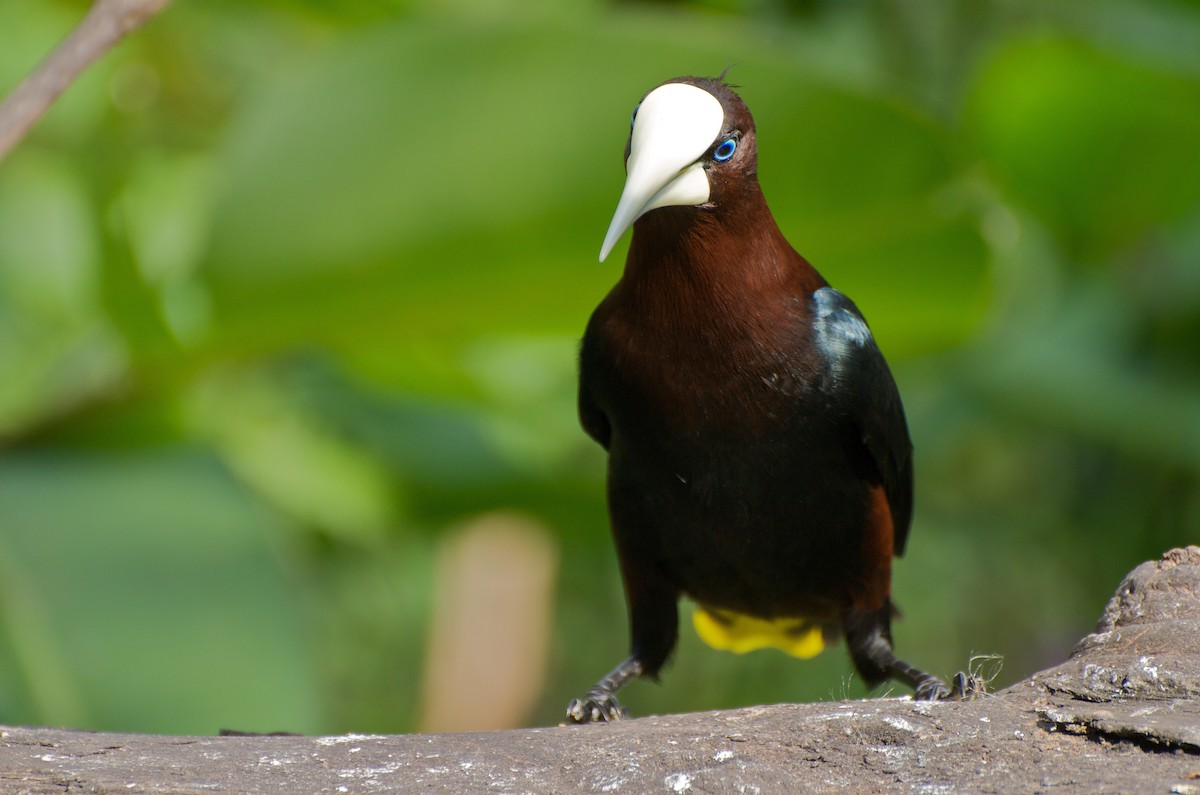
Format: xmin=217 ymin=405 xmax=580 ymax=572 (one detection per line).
xmin=3 ymin=547 xmax=1198 ymax=793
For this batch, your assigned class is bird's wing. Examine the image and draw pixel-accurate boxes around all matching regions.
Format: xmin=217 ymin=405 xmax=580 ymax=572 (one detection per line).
xmin=578 ymin=382 xmax=611 ymax=450
xmin=578 ymin=329 xmax=613 ymax=450
xmin=811 ymin=287 xmax=915 ymax=556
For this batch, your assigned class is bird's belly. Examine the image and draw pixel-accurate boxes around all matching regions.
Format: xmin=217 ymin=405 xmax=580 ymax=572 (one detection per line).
xmin=607 ymin=420 xmax=871 ymax=621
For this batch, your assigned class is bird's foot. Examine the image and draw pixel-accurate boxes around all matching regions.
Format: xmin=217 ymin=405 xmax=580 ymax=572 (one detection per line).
xmin=913 ymin=673 xmax=952 ymax=701
xmin=565 ymin=690 xmax=628 ymax=724
xmin=565 ymin=655 xmax=645 ymax=724
xmin=948 ymin=670 xmax=987 ymax=700
xmin=914 ymin=670 xmax=986 ymax=701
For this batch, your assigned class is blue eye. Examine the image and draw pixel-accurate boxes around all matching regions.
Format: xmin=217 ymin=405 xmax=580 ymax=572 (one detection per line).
xmin=714 ymin=138 xmax=737 ymax=162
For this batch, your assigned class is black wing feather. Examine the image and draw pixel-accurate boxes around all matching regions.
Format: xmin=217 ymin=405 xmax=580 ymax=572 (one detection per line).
xmin=812 ymin=287 xmax=915 ymax=556
xmin=578 ymin=321 xmax=613 ymax=451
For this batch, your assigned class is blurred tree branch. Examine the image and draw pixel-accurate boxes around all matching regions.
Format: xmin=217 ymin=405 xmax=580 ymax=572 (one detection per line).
xmin=0 ymin=0 xmax=172 ymax=163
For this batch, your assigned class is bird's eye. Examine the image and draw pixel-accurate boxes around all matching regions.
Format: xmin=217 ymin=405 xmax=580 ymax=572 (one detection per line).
xmin=713 ymin=138 xmax=737 ymax=162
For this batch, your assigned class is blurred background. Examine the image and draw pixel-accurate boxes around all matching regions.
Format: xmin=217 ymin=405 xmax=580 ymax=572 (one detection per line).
xmin=0 ymin=0 xmax=1197 ymax=735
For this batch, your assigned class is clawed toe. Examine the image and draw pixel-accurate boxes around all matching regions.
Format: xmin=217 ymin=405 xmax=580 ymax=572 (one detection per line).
xmin=948 ymin=670 xmax=986 ymax=700
xmin=565 ymin=692 xmax=628 ymax=724
xmin=914 ymin=670 xmax=986 ymax=701
xmin=914 ymin=674 xmax=952 ymax=701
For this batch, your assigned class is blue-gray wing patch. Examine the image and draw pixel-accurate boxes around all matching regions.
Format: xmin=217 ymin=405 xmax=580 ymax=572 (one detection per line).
xmin=813 ymin=286 xmax=875 ymax=381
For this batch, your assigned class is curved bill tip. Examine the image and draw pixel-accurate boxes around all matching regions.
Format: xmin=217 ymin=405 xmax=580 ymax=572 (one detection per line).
xmin=596 ymin=81 xmax=724 ymax=264
xmin=599 ymin=221 xmax=624 ymax=263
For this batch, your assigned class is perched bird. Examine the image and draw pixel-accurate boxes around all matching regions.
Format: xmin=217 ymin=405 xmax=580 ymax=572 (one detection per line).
xmin=567 ymin=76 xmax=950 ymax=724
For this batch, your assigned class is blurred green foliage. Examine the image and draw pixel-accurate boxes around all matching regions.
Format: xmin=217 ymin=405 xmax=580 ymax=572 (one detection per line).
xmin=0 ymin=0 xmax=1198 ymax=734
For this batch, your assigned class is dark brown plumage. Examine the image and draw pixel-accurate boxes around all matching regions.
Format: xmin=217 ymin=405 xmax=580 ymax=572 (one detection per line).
xmin=567 ymin=76 xmax=949 ymax=723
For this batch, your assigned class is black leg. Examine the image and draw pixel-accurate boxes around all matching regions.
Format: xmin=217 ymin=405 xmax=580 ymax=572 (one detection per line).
xmin=888 ymin=655 xmax=952 ymax=701
xmin=844 ymin=604 xmax=951 ymax=700
xmin=566 ymin=574 xmax=679 ymax=724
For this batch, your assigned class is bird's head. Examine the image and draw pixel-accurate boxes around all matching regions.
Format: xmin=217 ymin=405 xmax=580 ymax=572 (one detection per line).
xmin=599 ymin=76 xmax=757 ymax=262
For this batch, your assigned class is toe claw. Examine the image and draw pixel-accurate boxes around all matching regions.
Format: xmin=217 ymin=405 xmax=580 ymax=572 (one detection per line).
xmin=565 ymin=692 xmax=628 ymax=724
xmin=913 ymin=671 xmax=986 ymax=701
xmin=949 ymin=670 xmax=987 ymax=700
xmin=914 ymin=675 xmax=952 ymax=701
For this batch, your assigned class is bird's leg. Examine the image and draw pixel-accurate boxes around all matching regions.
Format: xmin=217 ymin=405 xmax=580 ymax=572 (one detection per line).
xmin=566 ymin=573 xmax=679 ymax=724
xmin=844 ymin=605 xmax=952 ymax=700
xmin=565 ymin=656 xmax=644 ymax=724
xmin=884 ymin=653 xmax=952 ymax=701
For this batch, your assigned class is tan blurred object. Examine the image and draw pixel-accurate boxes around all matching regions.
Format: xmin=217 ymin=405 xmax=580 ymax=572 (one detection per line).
xmin=418 ymin=512 xmax=558 ymax=732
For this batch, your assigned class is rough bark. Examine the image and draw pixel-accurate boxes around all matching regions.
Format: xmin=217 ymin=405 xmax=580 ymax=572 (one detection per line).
xmin=2 ymin=547 xmax=1199 ymax=794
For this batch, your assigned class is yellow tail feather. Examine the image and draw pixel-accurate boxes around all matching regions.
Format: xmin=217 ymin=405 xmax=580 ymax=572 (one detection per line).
xmin=692 ymin=605 xmax=825 ymax=659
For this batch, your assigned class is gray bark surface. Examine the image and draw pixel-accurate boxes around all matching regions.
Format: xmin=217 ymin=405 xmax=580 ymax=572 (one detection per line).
xmin=3 ymin=546 xmax=1199 ymax=794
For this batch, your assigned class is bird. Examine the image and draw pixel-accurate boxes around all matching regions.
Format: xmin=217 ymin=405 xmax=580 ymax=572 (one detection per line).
xmin=566 ymin=75 xmax=952 ymax=724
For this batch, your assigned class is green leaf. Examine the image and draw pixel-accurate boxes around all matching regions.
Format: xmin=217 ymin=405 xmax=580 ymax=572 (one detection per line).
xmin=0 ymin=449 xmax=320 ymax=734
xmin=966 ymin=36 xmax=1200 ymax=261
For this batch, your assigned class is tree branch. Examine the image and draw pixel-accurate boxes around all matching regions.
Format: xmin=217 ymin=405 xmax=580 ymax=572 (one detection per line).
xmin=2 ymin=547 xmax=1198 ymax=793
xmin=0 ymin=0 xmax=172 ymax=164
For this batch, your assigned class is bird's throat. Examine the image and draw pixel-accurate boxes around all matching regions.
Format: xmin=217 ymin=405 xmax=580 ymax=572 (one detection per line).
xmin=623 ymin=191 xmax=823 ymax=311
